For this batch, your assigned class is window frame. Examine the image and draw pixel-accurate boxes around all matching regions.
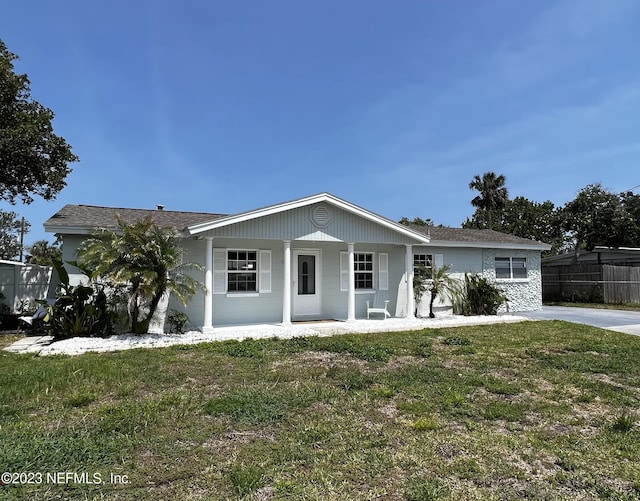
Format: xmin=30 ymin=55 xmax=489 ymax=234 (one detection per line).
xmin=413 ymin=253 xmax=433 ymax=279
xmin=353 ymin=252 xmax=375 ymax=290
xmin=214 ymin=248 xmax=272 ymax=295
xmin=227 ymin=249 xmax=258 ymax=292
xmin=495 ymin=256 xmax=528 ymax=280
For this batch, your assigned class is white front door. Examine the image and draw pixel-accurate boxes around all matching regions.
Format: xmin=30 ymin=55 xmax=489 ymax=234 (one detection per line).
xmin=292 ymin=250 xmax=321 ymax=317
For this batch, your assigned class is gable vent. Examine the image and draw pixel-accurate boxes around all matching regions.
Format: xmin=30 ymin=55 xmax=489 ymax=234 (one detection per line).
xmin=311 ymin=204 xmax=331 ymax=228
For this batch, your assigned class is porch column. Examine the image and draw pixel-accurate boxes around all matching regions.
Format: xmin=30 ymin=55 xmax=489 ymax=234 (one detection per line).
xmin=282 ymin=240 xmax=292 ymax=325
xmin=203 ymin=237 xmax=214 ymax=331
xmin=347 ymin=242 xmax=356 ymax=321
xmin=405 ymin=244 xmax=415 ymax=319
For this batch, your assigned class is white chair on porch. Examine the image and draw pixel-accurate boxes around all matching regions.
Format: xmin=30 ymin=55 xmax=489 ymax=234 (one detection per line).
xmin=366 ymin=294 xmax=391 ymax=319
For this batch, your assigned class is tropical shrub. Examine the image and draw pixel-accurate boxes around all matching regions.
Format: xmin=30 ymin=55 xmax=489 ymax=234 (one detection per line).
xmin=77 ymin=217 xmax=203 ymax=334
xmin=41 ymin=261 xmax=113 ymax=340
xmin=167 ymin=309 xmax=190 ymax=334
xmin=414 ymin=264 xmax=459 ymax=318
xmin=452 ymin=273 xmax=507 ymax=316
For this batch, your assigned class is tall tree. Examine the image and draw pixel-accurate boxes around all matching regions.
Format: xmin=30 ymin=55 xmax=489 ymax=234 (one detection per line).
xmin=620 ymin=190 xmax=640 ymax=247
xmin=399 ymin=216 xmax=434 ymax=227
xmin=0 ymin=209 xmax=29 ymax=259
xmin=77 ymin=217 xmax=203 ymax=334
xmin=0 ymin=39 xmax=78 ymax=204
xmin=561 ymin=183 xmax=634 ymax=252
xmin=468 ymin=172 xmax=509 ymax=230
xmin=25 ymin=239 xmax=62 ymax=266
xmin=464 ymin=196 xmax=565 ymax=255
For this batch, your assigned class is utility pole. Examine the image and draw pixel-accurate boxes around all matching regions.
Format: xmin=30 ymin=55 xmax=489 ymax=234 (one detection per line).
xmin=19 ymin=217 xmax=25 ymax=262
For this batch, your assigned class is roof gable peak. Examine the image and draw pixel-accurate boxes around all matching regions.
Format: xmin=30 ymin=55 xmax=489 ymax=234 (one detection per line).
xmin=187 ymin=192 xmax=430 ymax=243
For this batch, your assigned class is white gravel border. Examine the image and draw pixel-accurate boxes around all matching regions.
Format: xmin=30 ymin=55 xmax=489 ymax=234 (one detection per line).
xmin=36 ymin=314 xmax=529 ymax=356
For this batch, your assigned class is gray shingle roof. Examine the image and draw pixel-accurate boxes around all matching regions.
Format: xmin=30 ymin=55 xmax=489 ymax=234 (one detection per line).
xmin=407 ymin=224 xmax=550 ymax=248
xmin=45 ymin=203 xmax=550 ymax=249
xmin=44 ymin=205 xmax=227 ymax=234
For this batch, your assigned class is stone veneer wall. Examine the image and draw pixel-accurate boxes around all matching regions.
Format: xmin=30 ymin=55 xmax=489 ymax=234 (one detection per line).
xmin=482 ymin=249 xmax=543 ymax=312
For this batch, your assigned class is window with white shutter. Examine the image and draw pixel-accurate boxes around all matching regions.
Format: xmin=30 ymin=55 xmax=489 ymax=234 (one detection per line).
xmin=340 ymin=252 xmax=349 ymax=292
xmin=213 ymin=249 xmax=272 ymax=294
xmin=259 ymin=250 xmax=272 ymax=293
xmin=213 ymin=249 xmax=227 ymax=294
xmin=341 ymin=251 xmax=375 ymax=290
xmin=378 ymin=253 xmax=388 ymax=291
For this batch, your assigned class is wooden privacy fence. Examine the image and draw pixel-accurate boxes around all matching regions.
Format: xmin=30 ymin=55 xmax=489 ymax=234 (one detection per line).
xmin=603 ymin=265 xmax=640 ymax=304
xmin=542 ymin=264 xmax=640 ymax=304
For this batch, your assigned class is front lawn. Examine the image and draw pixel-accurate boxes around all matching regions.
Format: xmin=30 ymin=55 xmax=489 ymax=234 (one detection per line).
xmin=1 ymin=321 xmax=639 ymax=500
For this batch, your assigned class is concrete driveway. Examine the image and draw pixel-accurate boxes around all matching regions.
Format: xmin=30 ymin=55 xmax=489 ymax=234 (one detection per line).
xmin=519 ymin=306 xmax=640 ymax=336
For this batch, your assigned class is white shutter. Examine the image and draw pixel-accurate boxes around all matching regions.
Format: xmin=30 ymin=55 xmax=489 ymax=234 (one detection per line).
xmin=259 ymin=250 xmax=271 ymax=293
xmin=378 ymin=253 xmax=389 ymax=291
xmin=340 ymin=251 xmax=349 ymax=291
xmin=435 ymin=253 xmax=444 ymax=269
xmin=213 ymin=249 xmax=227 ymax=294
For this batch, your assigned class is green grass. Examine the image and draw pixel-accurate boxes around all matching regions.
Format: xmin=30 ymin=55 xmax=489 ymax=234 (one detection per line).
xmin=1 ymin=321 xmax=639 ymax=499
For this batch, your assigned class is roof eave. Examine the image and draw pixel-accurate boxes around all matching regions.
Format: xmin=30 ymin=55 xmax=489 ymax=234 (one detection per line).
xmin=45 ymin=224 xmax=193 ymax=238
xmin=44 ymin=225 xmax=97 ymax=235
xmin=425 ymin=239 xmax=551 ymax=251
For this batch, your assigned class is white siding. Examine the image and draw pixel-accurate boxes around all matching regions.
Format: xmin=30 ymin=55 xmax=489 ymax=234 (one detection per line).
xmin=203 ymin=204 xmax=422 ymax=245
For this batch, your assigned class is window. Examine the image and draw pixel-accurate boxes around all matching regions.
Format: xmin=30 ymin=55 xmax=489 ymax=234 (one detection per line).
xmin=213 ymin=249 xmax=271 ymax=294
xmin=340 ymin=251 xmax=387 ymax=291
xmin=354 ymin=253 xmax=374 ymax=289
xmin=495 ymin=257 xmax=527 ymax=279
xmin=414 ymin=254 xmax=433 ymax=279
xmin=227 ymin=250 xmax=257 ymax=291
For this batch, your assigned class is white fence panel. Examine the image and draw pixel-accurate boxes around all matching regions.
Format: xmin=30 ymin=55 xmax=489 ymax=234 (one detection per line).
xmin=0 ymin=264 xmax=59 ymax=312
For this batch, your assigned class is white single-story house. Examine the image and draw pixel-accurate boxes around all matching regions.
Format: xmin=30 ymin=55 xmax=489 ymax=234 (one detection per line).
xmin=44 ymin=193 xmax=551 ymax=331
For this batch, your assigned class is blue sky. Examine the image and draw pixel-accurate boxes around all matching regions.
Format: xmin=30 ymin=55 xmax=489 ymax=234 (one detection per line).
xmin=2 ymin=0 xmax=640 ymax=247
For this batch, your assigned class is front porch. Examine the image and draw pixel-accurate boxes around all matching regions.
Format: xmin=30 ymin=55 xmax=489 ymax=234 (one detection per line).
xmin=200 ymin=239 xmax=420 ymax=331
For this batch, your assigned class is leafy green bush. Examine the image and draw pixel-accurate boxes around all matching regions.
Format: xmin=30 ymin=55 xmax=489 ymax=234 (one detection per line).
xmin=41 ymin=261 xmax=113 ymax=340
xmin=167 ymin=309 xmax=189 ymax=334
xmin=452 ymin=273 xmax=507 ymax=315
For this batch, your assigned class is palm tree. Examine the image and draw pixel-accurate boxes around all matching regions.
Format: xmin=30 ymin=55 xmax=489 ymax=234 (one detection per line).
xmin=427 ymin=264 xmax=458 ymax=318
xmin=414 ymin=264 xmax=458 ymax=318
xmin=469 ymin=172 xmax=509 ymax=230
xmin=77 ymin=217 xmax=203 ymax=334
xmin=26 ymin=239 xmax=62 ymax=265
